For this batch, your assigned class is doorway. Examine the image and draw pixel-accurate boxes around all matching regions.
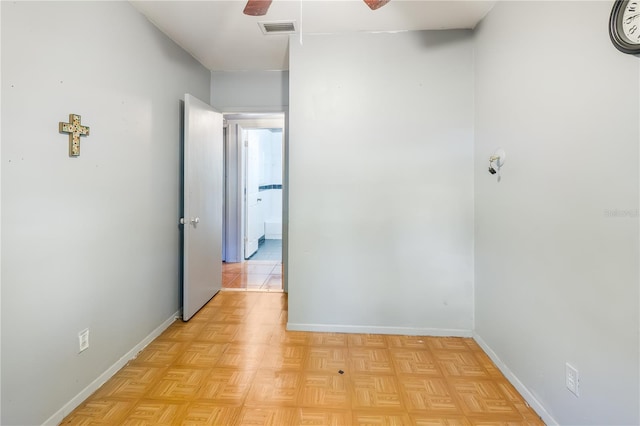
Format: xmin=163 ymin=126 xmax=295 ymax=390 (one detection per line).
xmin=222 ymin=114 xmax=285 ymax=291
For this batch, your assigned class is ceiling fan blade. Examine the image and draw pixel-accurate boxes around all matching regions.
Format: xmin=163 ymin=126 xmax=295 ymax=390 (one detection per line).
xmin=363 ymin=0 xmax=390 ymax=10
xmin=243 ymin=0 xmax=273 ymax=16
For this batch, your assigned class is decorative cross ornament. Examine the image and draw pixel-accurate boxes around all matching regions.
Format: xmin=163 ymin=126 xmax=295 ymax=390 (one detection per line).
xmin=59 ymin=114 xmax=90 ymax=157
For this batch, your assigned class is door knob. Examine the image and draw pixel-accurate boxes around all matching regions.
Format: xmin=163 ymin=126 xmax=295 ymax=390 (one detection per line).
xmin=190 ymin=217 xmax=200 ymax=225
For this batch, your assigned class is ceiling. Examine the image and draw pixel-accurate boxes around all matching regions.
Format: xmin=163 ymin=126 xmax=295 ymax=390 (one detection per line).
xmin=131 ymin=0 xmax=496 ymax=72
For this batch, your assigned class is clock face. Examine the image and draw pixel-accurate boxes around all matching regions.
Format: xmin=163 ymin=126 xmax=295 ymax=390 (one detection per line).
xmin=621 ymin=1 xmax=640 ymax=44
xmin=610 ymin=0 xmax=640 ymax=54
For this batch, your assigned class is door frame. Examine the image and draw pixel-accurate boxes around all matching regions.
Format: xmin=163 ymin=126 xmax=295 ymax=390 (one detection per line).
xmin=223 ymin=114 xmax=285 ymax=263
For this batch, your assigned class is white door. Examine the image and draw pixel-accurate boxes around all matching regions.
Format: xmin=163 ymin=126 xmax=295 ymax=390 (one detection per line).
xmin=182 ymin=94 xmax=223 ymax=321
xmin=244 ymin=130 xmax=262 ymax=259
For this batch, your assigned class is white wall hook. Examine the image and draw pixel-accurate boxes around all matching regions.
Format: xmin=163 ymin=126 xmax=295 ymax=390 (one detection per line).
xmin=492 ymin=148 xmax=506 ymax=167
xmin=488 ymin=148 xmax=506 ymax=179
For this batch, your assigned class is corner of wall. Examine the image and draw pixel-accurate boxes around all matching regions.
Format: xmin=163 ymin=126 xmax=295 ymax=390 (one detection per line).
xmin=472 ymin=332 xmax=558 ymax=425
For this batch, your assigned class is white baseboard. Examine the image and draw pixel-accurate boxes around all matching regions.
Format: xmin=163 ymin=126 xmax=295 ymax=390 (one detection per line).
xmin=287 ymin=322 xmax=472 ymax=337
xmin=43 ymin=310 xmax=180 ymax=426
xmin=472 ymin=332 xmax=558 ymax=426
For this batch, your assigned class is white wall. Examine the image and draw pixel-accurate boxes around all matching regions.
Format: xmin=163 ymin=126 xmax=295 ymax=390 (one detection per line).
xmin=210 ymin=71 xmax=289 ymax=112
xmin=288 ymin=31 xmax=474 ymax=334
xmin=1 ymin=2 xmax=210 ymax=424
xmin=258 ymin=129 xmax=283 ymax=232
xmin=474 ymin=2 xmax=639 ymax=424
xmin=260 ymin=129 xmax=283 ymax=188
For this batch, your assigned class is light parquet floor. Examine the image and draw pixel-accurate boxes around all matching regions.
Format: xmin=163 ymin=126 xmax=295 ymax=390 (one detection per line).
xmin=61 ymin=292 xmax=545 ymax=425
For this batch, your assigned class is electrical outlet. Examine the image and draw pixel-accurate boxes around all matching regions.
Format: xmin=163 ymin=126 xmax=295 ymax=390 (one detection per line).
xmin=78 ymin=329 xmax=89 ymax=353
xmin=565 ymin=363 xmax=579 ymax=396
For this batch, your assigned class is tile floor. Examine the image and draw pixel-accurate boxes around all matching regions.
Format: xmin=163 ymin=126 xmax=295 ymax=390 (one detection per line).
xmin=247 ymin=239 xmax=282 ymax=262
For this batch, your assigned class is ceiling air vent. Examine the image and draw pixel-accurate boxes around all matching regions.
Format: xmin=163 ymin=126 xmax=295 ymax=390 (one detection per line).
xmin=259 ymin=21 xmax=297 ymax=35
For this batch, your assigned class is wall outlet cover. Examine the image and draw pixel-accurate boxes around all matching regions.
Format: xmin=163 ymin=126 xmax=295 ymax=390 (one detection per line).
xmin=565 ymin=363 xmax=579 ymax=397
xmin=78 ymin=328 xmax=89 ymax=353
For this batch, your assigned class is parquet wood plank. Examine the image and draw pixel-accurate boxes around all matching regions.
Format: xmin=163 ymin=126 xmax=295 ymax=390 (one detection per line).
xmin=181 ymin=403 xmax=241 ymax=425
xmin=207 ymin=307 xmax=250 ymax=323
xmin=215 ymin=343 xmax=270 ymax=370
xmin=60 ymin=398 xmax=136 ymax=425
xmin=305 ymin=347 xmax=349 ymax=372
xmin=253 ymin=292 xmax=287 ymax=308
xmin=160 ymin=321 xmax=205 ymax=341
xmin=298 ymin=408 xmax=353 ymax=425
xmin=411 ymin=414 xmax=473 ymax=425
xmin=174 ymin=342 xmax=228 ymax=368
xmin=260 ymin=345 xmax=308 ymax=370
xmin=91 ymin=365 xmax=164 ymax=399
xmin=197 ymin=368 xmax=256 ymax=405
xmin=348 ymin=334 xmax=388 ymax=348
xmin=245 ymin=309 xmax=283 ymax=325
xmin=352 ymin=410 xmax=413 ymax=425
xmin=237 ymin=406 xmax=298 ymax=425
xmin=231 ymin=323 xmax=277 ymax=344
xmin=348 ymin=348 xmax=396 ymax=374
xmin=427 ymin=337 xmax=471 ymax=352
xmin=468 ymin=420 xmax=545 ymax=426
xmin=390 ymin=348 xmax=441 ymax=376
xmin=61 ymin=292 xmax=546 ymax=426
xmin=196 ymin=323 xmax=241 ymax=343
xmin=120 ymin=400 xmax=187 ymax=426
xmin=447 ymin=379 xmax=522 ymax=419
xmin=300 ymin=372 xmax=351 ymax=409
xmin=385 ymin=335 xmax=429 ymax=349
xmin=146 ymin=368 xmax=209 ymax=402
xmin=399 ymin=376 xmax=461 ymax=413
xmin=245 ymin=370 xmax=303 ymax=407
xmin=129 ymin=340 xmax=186 ymax=367
xmin=433 ymin=351 xmax=492 ymax=379
xmin=310 ymin=332 xmax=349 ymax=347
xmin=270 ymin=329 xmax=311 ymax=346
xmin=351 ymin=375 xmax=405 ymax=410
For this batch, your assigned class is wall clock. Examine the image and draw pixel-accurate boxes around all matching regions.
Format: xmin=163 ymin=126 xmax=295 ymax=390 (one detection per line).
xmin=610 ymin=0 xmax=640 ymax=54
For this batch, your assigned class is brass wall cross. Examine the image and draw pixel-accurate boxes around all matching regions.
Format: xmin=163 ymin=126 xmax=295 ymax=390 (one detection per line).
xmin=59 ymin=114 xmax=90 ymax=157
